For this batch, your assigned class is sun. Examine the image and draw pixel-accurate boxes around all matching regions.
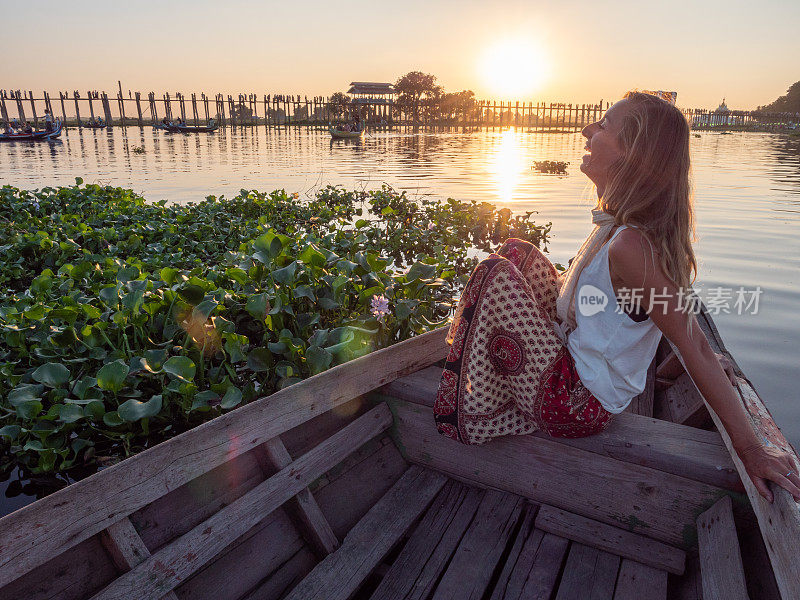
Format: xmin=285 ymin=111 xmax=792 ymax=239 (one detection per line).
xmin=479 ymin=38 xmax=548 ymax=99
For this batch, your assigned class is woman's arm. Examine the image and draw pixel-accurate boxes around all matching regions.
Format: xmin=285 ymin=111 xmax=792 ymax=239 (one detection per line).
xmin=610 ymin=230 xmax=800 ymax=502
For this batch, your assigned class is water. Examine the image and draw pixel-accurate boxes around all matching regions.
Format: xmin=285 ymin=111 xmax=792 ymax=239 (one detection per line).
xmin=1 ymin=126 xmax=799 ymax=512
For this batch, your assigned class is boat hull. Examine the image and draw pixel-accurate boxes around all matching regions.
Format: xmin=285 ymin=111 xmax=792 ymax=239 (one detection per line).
xmin=329 ymin=125 xmax=365 ymax=139
xmin=0 ymin=122 xmax=63 ymax=141
xmin=154 ymin=123 xmax=219 ymax=133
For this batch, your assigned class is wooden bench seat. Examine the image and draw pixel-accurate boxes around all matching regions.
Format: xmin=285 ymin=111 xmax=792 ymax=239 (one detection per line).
xmin=285 ymin=475 xmax=675 ymax=600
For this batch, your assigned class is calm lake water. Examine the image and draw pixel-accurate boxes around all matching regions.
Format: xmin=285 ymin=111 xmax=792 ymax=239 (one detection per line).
xmin=1 ymin=126 xmax=799 ymax=513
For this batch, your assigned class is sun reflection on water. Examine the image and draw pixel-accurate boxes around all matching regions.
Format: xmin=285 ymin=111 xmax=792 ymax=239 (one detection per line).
xmin=491 ymin=129 xmax=528 ymax=205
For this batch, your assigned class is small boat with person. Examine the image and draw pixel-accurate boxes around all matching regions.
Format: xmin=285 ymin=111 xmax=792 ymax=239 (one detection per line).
xmin=0 ymin=120 xmax=63 ymax=141
xmin=154 ymin=119 xmax=218 ymax=133
xmin=82 ymin=118 xmax=106 ymax=129
xmin=329 ymin=124 xmax=365 ymax=139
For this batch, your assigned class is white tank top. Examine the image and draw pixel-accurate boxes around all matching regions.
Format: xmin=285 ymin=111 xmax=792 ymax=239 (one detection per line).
xmin=566 ymin=225 xmax=662 ymax=413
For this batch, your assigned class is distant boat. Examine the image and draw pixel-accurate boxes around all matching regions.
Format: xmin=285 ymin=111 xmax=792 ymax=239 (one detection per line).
xmin=82 ymin=120 xmax=106 ymax=129
xmin=329 ymin=125 xmax=365 ymax=139
xmin=0 ymin=121 xmax=63 ymax=141
xmin=154 ymin=121 xmax=219 ymax=133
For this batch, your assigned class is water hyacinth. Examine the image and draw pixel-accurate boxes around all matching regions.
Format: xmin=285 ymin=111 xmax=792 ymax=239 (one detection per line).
xmin=370 ymin=295 xmax=391 ymax=323
xmin=0 ymin=180 xmax=550 ymax=488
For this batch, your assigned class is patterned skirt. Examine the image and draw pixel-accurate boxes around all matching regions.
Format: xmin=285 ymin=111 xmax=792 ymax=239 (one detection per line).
xmin=433 ymin=238 xmax=612 ymax=445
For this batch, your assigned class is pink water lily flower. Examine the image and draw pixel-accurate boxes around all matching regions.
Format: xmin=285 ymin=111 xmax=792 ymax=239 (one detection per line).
xmin=370 ymin=294 xmax=391 ymax=322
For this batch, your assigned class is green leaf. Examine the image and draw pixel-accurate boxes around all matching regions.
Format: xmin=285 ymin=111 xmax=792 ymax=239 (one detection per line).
xmin=23 ymin=304 xmax=47 ymax=321
xmin=103 ymin=411 xmax=124 ymax=427
xmin=160 ymin=267 xmax=180 ymax=285
xmin=191 ymin=390 xmax=218 ymax=410
xmin=16 ymin=400 xmax=43 ymax=419
xmin=163 ymin=356 xmax=196 ymax=383
xmin=58 ymin=404 xmax=85 ymax=423
xmin=32 ymin=362 xmax=71 ymax=388
xmin=246 ymin=293 xmax=271 ymax=320
xmin=247 ymin=348 xmax=272 ymax=372
xmin=220 ymin=386 xmax=243 ymax=409
xmin=50 ymin=326 xmax=78 ymax=347
xmin=99 ymin=285 xmax=120 ymax=305
xmin=306 ymin=346 xmax=333 ymax=375
xmin=0 ymin=425 xmax=22 ymax=441
xmin=73 ymin=376 xmax=99 ymax=400
xmin=178 ymin=284 xmax=205 ymax=305
xmin=317 ymin=297 xmax=340 ymax=310
xmin=96 ymin=360 xmax=130 ymax=393
xmin=8 ymin=384 xmax=44 ymax=405
xmin=223 ymin=334 xmax=248 ymax=363
xmin=118 ymin=395 xmax=163 ymax=422
xmin=293 ymin=285 xmax=316 ymax=302
xmin=406 ymin=262 xmax=437 ymax=282
xmin=299 ymin=244 xmax=326 ymax=267
xmin=271 ymin=261 xmax=298 ymax=285
xmin=253 ymin=231 xmax=283 ymax=259
xmin=84 ymin=400 xmax=106 ymax=420
xmin=226 ymin=267 xmax=248 ymax=285
xmin=192 ymin=299 xmax=218 ymax=321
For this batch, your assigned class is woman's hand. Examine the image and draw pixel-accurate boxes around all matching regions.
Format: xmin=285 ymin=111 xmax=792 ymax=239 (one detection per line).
xmin=714 ymin=352 xmax=737 ymax=386
xmin=737 ymin=442 xmax=800 ymax=503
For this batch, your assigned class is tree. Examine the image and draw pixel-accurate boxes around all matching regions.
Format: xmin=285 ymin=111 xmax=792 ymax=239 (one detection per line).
xmin=439 ymin=90 xmax=476 ymax=122
xmin=328 ymin=92 xmax=351 ymax=120
xmin=757 ymin=81 xmax=800 ymax=113
xmin=395 ymin=71 xmax=442 ymax=124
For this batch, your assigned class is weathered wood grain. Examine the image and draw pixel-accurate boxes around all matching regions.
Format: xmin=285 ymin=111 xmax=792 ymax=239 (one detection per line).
xmin=0 ymin=327 xmax=448 ymax=588
xmin=369 ymin=480 xmax=485 ymax=600
xmin=669 ymin=551 xmax=703 ymax=600
xmin=388 ymin=398 xmax=730 ymax=548
xmin=535 ymin=505 xmax=684 ymax=575
xmin=673 ymin=307 xmax=800 ymax=600
xmin=378 ymin=367 xmax=740 ymax=491
xmin=697 ymin=496 xmax=749 ymax=600
xmin=88 ymin=403 xmax=393 ymax=600
xmin=0 ymin=535 xmax=118 ymax=600
xmin=132 ymin=450 xmax=264 ymax=552
xmin=237 ymin=546 xmax=317 ymax=600
xmin=430 ymin=490 xmax=525 ymax=600
xmin=284 ymin=466 xmax=447 ymax=600
xmin=555 ymin=543 xmax=620 ymax=600
xmin=660 ymin=373 xmax=711 ymax=427
xmin=253 ymin=437 xmax=339 ymax=556
xmin=488 ymin=508 xmax=570 ymax=600
xmin=612 ymin=559 xmax=667 ymax=600
xmin=487 ymin=505 xmax=540 ymax=600
xmin=180 ymin=438 xmax=407 ymax=600
xmin=99 ymin=519 xmax=179 ymax=600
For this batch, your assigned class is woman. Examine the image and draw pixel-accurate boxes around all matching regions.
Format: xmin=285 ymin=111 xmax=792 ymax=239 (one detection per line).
xmin=434 ymin=91 xmax=800 ymax=503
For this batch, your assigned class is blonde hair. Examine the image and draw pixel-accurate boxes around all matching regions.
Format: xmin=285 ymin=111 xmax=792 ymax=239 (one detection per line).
xmin=599 ymin=91 xmax=697 ymax=296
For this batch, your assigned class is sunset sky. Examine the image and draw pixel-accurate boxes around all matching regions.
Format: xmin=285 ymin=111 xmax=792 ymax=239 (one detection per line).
xmin=3 ymin=0 xmax=798 ymax=109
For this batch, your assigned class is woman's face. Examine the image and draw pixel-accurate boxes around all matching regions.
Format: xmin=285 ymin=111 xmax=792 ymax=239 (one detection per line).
xmin=580 ymin=99 xmax=631 ymax=195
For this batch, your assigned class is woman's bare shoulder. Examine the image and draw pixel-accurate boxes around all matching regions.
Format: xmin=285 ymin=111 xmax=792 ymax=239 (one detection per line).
xmin=609 ymin=227 xmax=662 ymax=285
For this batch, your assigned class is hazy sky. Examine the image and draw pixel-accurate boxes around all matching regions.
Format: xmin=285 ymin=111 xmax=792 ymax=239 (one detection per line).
xmin=3 ymin=0 xmax=798 ymax=109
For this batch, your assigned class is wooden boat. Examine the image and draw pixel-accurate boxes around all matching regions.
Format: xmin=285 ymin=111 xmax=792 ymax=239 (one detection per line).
xmin=329 ymin=125 xmax=365 ymax=139
xmin=82 ymin=121 xmax=107 ymax=129
xmin=0 ymin=121 xmax=63 ymax=141
xmin=1 ymin=303 xmax=798 ymax=600
xmin=154 ymin=122 xmax=219 ymax=133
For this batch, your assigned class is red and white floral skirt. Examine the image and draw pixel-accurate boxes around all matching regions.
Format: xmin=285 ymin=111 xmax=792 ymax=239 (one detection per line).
xmin=434 ymin=238 xmax=612 ymax=444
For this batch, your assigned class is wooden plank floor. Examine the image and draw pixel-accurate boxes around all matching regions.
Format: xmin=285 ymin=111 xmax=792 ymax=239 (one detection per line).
xmin=303 ymin=476 xmax=675 ymax=600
